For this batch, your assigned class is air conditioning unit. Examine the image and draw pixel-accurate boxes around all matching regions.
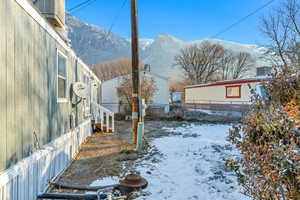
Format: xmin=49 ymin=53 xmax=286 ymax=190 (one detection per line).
xmin=34 ymin=0 xmax=65 ymax=28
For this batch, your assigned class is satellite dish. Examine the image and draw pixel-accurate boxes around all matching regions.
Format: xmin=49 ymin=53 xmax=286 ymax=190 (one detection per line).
xmin=72 ymin=82 xmax=87 ymax=99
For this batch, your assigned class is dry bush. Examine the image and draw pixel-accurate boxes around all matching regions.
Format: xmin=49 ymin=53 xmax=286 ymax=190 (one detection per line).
xmin=227 ymin=68 xmax=300 ymax=200
xmin=169 ymin=79 xmax=192 ymax=93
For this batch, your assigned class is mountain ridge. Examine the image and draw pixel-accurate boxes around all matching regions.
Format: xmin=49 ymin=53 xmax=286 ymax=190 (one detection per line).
xmin=66 ymin=14 xmax=131 ymax=66
xmin=66 ymin=15 xmax=270 ymax=80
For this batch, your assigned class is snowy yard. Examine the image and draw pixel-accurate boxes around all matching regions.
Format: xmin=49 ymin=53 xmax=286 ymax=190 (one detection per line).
xmin=91 ymin=123 xmax=248 ymax=200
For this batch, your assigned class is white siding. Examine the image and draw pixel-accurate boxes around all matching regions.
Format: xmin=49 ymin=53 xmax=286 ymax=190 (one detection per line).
xmin=102 ymin=72 xmax=170 ymax=113
xmin=185 ymin=82 xmax=260 ymax=104
xmin=101 ymin=77 xmax=121 ymax=112
xmin=0 ymin=120 xmax=91 ymax=200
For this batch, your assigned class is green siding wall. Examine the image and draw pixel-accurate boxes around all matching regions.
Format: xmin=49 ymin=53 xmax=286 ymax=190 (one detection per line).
xmin=0 ymin=0 xmax=100 ymax=171
xmin=0 ymin=0 xmax=7 ymax=171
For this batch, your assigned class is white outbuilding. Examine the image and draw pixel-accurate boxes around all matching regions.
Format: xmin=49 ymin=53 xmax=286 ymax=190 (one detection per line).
xmin=102 ymin=71 xmax=170 ymax=114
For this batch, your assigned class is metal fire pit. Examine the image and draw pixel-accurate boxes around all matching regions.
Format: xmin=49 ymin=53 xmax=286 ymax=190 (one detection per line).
xmin=118 ymin=174 xmax=148 ymax=195
xmin=120 ymin=174 xmax=148 ymax=189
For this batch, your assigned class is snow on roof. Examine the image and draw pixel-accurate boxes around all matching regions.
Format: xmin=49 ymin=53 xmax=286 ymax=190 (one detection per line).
xmin=185 ymin=76 xmax=271 ymax=89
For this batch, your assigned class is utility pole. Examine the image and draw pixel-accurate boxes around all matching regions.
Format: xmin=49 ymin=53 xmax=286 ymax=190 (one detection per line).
xmin=131 ymin=0 xmax=140 ymax=145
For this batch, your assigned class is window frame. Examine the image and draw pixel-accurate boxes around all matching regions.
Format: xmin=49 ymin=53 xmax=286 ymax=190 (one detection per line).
xmin=225 ymin=85 xmax=241 ymax=98
xmin=57 ymin=49 xmax=68 ymax=103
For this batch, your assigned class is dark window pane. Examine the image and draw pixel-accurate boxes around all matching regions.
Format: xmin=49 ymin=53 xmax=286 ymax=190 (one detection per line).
xmin=58 ymin=55 xmax=66 ymax=77
xmin=58 ymin=77 xmax=66 ymax=98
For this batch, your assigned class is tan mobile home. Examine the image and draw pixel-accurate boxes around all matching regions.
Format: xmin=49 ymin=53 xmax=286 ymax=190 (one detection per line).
xmin=185 ymin=77 xmax=269 ymax=105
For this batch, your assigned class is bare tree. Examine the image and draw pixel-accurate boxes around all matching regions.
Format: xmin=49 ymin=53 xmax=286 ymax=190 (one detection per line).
xmin=169 ymin=79 xmax=192 ymax=93
xmin=117 ymin=75 xmax=157 ymax=106
xmin=91 ymin=59 xmax=143 ymax=81
xmin=286 ymin=0 xmax=300 ymax=36
xmin=285 ymin=0 xmax=300 ymax=68
xmin=219 ymin=51 xmax=254 ymax=80
xmin=174 ymin=41 xmax=225 ymax=84
xmin=174 ymin=41 xmax=254 ymax=83
xmin=260 ymin=12 xmax=291 ymax=66
xmin=260 ymin=0 xmax=300 ymax=69
xmin=231 ymin=52 xmax=255 ymax=79
xmin=219 ymin=50 xmax=235 ymax=80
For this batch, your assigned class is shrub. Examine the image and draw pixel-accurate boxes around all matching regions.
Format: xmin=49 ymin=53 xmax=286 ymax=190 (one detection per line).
xmin=227 ymin=69 xmax=300 ymax=199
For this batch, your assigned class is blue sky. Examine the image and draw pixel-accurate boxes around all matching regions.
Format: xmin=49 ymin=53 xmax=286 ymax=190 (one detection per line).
xmin=66 ymin=0 xmax=284 ymax=45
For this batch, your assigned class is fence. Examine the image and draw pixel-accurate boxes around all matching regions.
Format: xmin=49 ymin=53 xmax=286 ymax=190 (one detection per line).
xmin=100 ymin=102 xmax=170 ymax=117
xmin=184 ymin=99 xmax=250 ymax=105
xmin=172 ymin=99 xmax=251 ymax=114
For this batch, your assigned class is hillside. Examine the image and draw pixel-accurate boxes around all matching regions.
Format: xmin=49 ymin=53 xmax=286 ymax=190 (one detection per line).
xmin=142 ymin=35 xmax=270 ymax=79
xmin=66 ymin=14 xmax=131 ymax=66
xmin=67 ymin=15 xmax=271 ymax=80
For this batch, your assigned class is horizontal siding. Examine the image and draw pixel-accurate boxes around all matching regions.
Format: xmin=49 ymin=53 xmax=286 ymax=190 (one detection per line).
xmin=185 ymin=83 xmax=257 ymax=104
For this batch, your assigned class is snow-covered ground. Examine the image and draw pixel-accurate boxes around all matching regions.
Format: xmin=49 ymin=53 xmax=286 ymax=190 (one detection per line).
xmin=92 ymin=123 xmax=248 ymax=200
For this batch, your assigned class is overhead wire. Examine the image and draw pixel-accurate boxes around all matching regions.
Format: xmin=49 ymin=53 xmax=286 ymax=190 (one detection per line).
xmin=105 ymin=0 xmax=128 ymax=37
xmin=102 ymin=0 xmax=129 ymax=41
xmin=67 ymin=0 xmax=129 ymax=41
xmin=211 ymin=0 xmax=276 ymax=38
xmin=68 ymin=0 xmax=97 ymax=13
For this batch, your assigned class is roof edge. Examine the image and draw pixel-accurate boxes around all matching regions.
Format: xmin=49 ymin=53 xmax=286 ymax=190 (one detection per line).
xmin=185 ymin=77 xmax=271 ymax=89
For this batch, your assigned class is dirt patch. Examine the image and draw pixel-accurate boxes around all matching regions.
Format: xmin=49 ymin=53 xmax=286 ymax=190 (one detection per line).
xmin=52 ymin=121 xmax=132 ymax=193
xmin=51 ymin=120 xmax=190 ymax=193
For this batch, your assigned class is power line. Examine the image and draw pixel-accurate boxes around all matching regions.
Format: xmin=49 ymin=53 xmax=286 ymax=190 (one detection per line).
xmin=68 ymin=0 xmax=96 ymax=13
xmin=67 ymin=0 xmax=128 ymax=40
xmin=107 ymin=0 xmax=128 ymax=35
xmin=102 ymin=0 xmax=129 ymax=41
xmin=211 ymin=0 xmax=276 ymax=38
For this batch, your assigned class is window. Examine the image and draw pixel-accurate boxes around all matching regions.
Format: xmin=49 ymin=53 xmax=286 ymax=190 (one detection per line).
xmin=226 ymin=85 xmax=241 ymax=98
xmin=57 ymin=50 xmax=67 ymax=102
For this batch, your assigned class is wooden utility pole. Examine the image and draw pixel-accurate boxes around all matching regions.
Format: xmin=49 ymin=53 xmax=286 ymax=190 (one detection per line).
xmin=131 ymin=0 xmax=140 ymax=144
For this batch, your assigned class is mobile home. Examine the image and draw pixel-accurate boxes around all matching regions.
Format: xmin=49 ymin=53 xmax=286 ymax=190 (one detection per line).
xmin=0 ymin=0 xmax=113 ymax=199
xmin=185 ymin=77 xmax=269 ymax=107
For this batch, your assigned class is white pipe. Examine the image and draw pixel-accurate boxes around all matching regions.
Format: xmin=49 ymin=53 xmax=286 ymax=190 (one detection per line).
xmin=106 ymin=112 xmax=109 ymax=132
xmin=111 ymin=113 xmax=115 ymax=133
xmin=100 ymin=109 xmax=104 ymax=131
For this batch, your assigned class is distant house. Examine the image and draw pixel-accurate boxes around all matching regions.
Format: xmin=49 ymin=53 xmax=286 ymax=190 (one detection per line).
xmin=185 ymin=77 xmax=270 ymax=107
xmin=102 ymin=71 xmax=170 ymax=114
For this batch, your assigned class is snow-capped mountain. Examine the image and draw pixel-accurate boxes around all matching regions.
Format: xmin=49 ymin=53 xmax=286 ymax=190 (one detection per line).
xmin=139 ymin=38 xmax=154 ymax=50
xmin=142 ymin=35 xmax=271 ymax=79
xmin=141 ymin=34 xmax=186 ymax=79
xmin=66 ymin=14 xmax=131 ymax=66
xmin=66 ymin=15 xmax=270 ymax=80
